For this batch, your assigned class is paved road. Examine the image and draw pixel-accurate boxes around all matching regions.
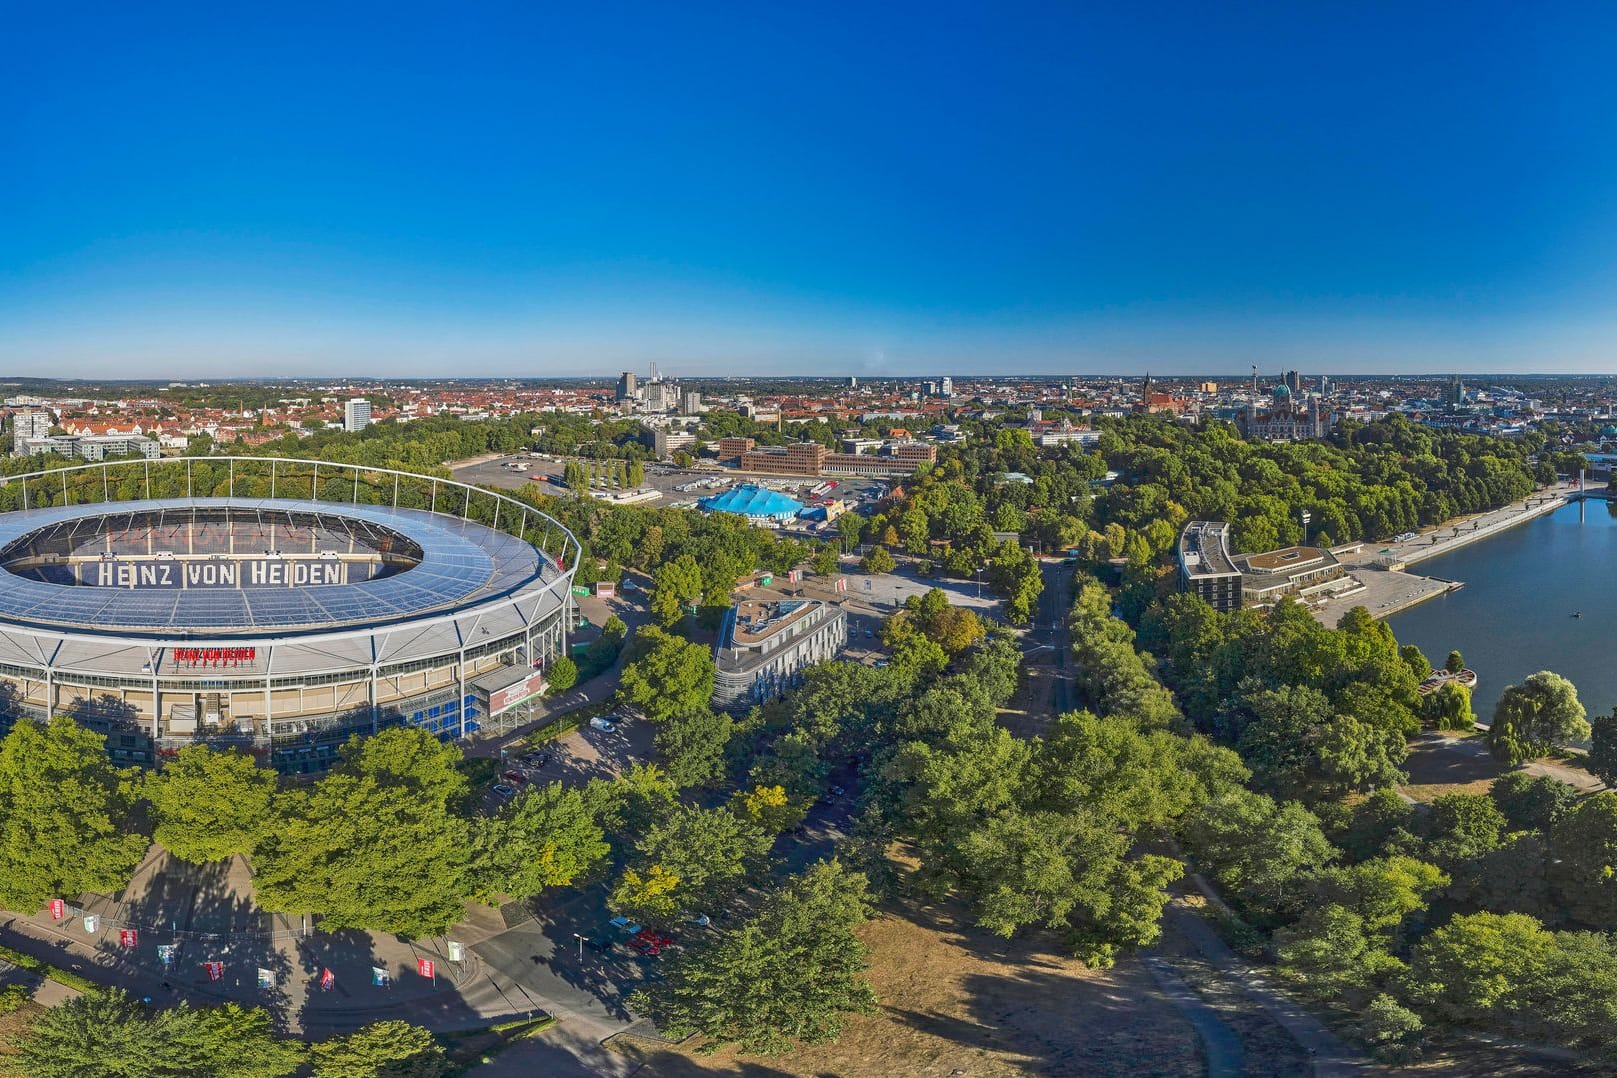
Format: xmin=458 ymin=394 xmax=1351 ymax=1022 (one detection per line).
xmin=1139 ymin=953 xmax=1244 ymax=1078
xmin=1159 ymin=894 xmax=1371 ymax=1077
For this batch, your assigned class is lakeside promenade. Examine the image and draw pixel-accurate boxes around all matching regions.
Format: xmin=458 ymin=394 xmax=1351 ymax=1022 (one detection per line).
xmin=1312 ymin=481 xmax=1585 ymax=626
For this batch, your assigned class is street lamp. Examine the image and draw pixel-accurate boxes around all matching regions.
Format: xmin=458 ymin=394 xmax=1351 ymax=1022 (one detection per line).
xmin=573 ymin=933 xmax=587 ymax=962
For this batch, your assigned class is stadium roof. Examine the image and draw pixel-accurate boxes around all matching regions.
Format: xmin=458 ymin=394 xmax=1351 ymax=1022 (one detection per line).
xmin=0 ymin=498 xmax=549 ymax=635
xmin=697 ymin=484 xmax=804 ymax=520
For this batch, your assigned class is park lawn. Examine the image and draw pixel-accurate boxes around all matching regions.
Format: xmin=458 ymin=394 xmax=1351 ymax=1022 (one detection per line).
xmin=610 ymin=899 xmax=1201 ymax=1078
xmin=1398 ymin=779 xmax=1497 ymax=803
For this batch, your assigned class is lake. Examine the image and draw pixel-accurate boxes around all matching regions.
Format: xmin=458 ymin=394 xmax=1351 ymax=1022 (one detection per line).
xmin=1388 ymin=498 xmax=1617 ymax=722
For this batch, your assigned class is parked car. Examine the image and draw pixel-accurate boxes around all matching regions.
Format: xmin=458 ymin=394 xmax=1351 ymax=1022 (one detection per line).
xmin=492 ymin=784 xmax=516 ymax=798
xmin=608 ymin=915 xmax=643 ymax=934
xmin=590 ymin=716 xmax=617 ymax=733
xmin=500 ymin=770 xmax=529 ymax=785
xmin=630 ymin=928 xmax=677 ymax=957
xmin=587 ymin=937 xmax=620 ymax=957
xmin=686 ymin=913 xmax=711 ymax=928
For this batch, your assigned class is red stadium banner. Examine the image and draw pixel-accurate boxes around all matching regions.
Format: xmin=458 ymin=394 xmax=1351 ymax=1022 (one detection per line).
xmin=417 ymin=958 xmax=435 ymax=980
xmin=118 ymin=929 xmax=137 ymax=948
xmin=48 ymin=898 xmax=64 ymax=920
xmin=204 ymin=961 xmax=224 ymax=981
xmin=320 ymin=967 xmax=335 ymax=991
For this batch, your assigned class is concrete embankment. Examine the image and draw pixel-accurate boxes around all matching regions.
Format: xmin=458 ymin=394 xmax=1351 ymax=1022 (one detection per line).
xmin=1314 ymin=486 xmax=1587 ymax=626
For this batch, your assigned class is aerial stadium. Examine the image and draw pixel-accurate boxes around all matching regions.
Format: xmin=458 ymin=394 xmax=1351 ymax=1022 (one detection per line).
xmin=0 ymin=457 xmax=579 ymax=773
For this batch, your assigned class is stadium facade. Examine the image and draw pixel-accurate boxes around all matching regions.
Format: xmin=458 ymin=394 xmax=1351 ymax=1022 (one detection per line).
xmin=0 ymin=457 xmax=579 ymax=773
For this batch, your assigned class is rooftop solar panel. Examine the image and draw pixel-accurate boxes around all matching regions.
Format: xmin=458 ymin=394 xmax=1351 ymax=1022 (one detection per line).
xmin=0 ymin=498 xmax=545 ymax=635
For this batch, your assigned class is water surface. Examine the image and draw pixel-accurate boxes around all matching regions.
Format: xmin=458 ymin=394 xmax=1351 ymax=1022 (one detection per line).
xmin=1387 ymin=499 xmax=1617 ymax=721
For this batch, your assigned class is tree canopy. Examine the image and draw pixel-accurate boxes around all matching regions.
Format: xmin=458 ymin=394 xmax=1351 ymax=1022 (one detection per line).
xmin=0 ymin=718 xmax=149 ymax=911
xmin=145 ymin=745 xmax=276 ymax=863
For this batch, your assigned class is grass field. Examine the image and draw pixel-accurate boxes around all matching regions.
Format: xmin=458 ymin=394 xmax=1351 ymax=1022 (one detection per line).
xmin=611 ymin=899 xmax=1202 ymax=1077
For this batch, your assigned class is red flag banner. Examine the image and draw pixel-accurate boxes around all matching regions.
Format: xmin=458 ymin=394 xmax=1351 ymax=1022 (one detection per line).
xmin=417 ymin=958 xmax=435 ymax=980
xmin=205 ymin=961 xmax=223 ymax=981
xmin=118 ymin=929 xmax=137 ymax=948
xmin=48 ymin=899 xmax=64 ymax=920
xmin=320 ymin=967 xmax=335 ymax=990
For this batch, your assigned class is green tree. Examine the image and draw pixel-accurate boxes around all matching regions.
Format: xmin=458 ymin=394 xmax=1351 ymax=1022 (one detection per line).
xmin=861 ymin=546 xmax=896 ymax=575
xmin=1588 ymin=706 xmax=1617 ymax=790
xmin=1445 ymin=649 xmax=1465 ymax=674
xmin=145 ymin=745 xmax=276 ymax=863
xmin=1549 ymin=793 xmax=1617 ymax=927
xmin=811 ymin=546 xmax=841 ymax=576
xmin=729 ymin=783 xmax=804 ymax=834
xmin=253 ymin=729 xmax=472 ymax=937
xmin=1181 ymin=787 xmax=1336 ymax=916
xmin=470 ymin=781 xmax=609 ymax=900
xmin=0 ymin=717 xmax=149 ymax=911
xmin=545 ymin=655 xmax=579 ymax=694
xmin=617 ymin=626 xmax=715 ymax=721
xmin=651 ymin=554 xmax=704 ymax=627
xmin=17 ymin=989 xmax=302 ymax=1078
xmin=1420 ymin=681 xmax=1475 ymax=731
xmin=653 ymin=708 xmax=734 ymax=789
xmin=1488 ymin=671 xmax=1589 ymax=764
xmin=627 ymin=460 xmax=645 ymax=488
xmin=1419 ymin=793 xmax=1506 ymax=872
xmin=631 ymin=860 xmax=877 ymax=1055
xmin=617 ymin=804 xmax=772 ymax=919
xmin=1489 ymin=771 xmax=1578 ymax=832
xmin=309 ymin=1020 xmax=449 ymax=1078
xmin=1359 ymin=993 xmax=1425 ymax=1064
xmin=1404 ymin=911 xmax=1555 ymax=1028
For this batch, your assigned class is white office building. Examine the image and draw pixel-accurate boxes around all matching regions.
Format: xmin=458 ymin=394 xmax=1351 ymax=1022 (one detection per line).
xmin=344 ymin=398 xmax=372 ymax=432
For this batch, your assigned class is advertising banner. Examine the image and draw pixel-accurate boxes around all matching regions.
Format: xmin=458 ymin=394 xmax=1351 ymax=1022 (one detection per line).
xmin=118 ymin=929 xmax=137 ymax=949
xmin=487 ymin=670 xmax=546 ymax=716
xmin=48 ymin=898 xmax=64 ymax=920
xmin=205 ymin=962 xmax=223 ymax=982
xmin=417 ymin=958 xmax=435 ymax=980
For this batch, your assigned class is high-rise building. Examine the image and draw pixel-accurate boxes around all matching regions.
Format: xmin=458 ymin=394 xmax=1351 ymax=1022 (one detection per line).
xmin=617 ymin=371 xmax=638 ymax=401
xmin=846 ymin=375 xmax=858 ymax=388
xmin=12 ymin=408 xmax=53 ymax=455
xmin=1284 ymin=370 xmax=1304 ymax=395
xmin=681 ymin=390 xmax=702 ymax=414
xmin=1445 ymin=375 xmax=1466 ymax=410
xmin=343 ymin=398 xmax=371 ymax=433
xmin=939 ymin=376 xmax=953 ymax=397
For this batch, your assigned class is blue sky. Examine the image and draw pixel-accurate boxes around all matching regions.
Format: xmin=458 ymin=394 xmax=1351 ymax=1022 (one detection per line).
xmin=5 ymin=2 xmax=1617 ymax=377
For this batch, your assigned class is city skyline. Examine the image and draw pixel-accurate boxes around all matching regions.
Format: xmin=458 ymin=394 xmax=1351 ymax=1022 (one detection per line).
xmin=8 ymin=4 xmax=1617 ymax=376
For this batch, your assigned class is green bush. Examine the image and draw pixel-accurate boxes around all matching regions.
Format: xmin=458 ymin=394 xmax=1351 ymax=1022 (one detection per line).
xmin=0 ymin=943 xmax=97 ymax=993
xmin=0 ymin=982 xmax=30 ymax=1015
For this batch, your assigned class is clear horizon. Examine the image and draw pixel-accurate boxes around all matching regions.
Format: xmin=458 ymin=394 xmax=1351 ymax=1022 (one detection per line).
xmin=7 ymin=4 xmax=1617 ymax=377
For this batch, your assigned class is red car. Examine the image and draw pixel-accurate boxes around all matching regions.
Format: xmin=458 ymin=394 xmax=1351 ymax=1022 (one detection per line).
xmin=500 ymin=770 xmax=529 ymax=785
xmin=630 ymin=928 xmax=677 ymax=956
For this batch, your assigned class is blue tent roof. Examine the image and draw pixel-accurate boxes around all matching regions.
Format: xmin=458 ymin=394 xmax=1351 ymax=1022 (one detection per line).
xmin=698 ymin=484 xmax=804 ymax=519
